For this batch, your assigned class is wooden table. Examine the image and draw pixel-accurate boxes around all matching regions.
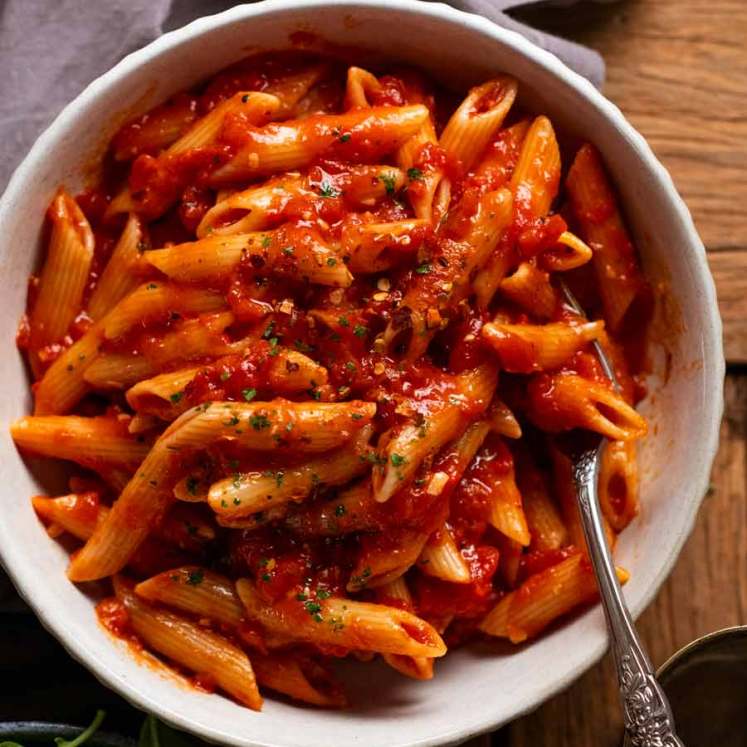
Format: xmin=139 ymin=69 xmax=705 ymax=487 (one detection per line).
xmin=469 ymin=1 xmax=747 ymax=744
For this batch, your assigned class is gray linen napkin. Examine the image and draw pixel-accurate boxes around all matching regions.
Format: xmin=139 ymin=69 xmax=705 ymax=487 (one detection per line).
xmin=0 ymin=0 xmax=607 ymax=194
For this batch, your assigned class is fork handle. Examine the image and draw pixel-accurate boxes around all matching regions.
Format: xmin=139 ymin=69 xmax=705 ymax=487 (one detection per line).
xmin=573 ymin=444 xmax=684 ymax=747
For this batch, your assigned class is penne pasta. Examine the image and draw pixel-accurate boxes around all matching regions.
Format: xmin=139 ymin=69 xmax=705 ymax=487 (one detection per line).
xmin=481 ymin=320 xmax=604 ymax=373
xmin=210 ymin=105 xmax=429 ymax=184
xmin=418 ymin=523 xmax=471 ymax=583
xmin=207 ymin=425 xmax=372 ymax=520
xmin=526 ymin=373 xmax=647 ymax=441
xmin=145 ymin=230 xmax=351 ymax=287
xmin=11 ymin=415 xmax=150 ymax=470
xmin=439 ymin=77 xmax=518 ymax=173
xmin=87 ymin=214 xmax=146 ymax=320
xmin=13 ymin=53 xmax=656 ymax=710
xmin=236 ymin=578 xmax=446 ymax=658
xmin=566 ymin=144 xmax=651 ymax=331
xmin=29 ymin=191 xmax=94 ymax=375
xmin=479 ymin=553 xmax=629 ymax=643
xmin=376 ymin=578 xmax=434 ymax=680
xmin=114 ymin=576 xmax=262 ymax=710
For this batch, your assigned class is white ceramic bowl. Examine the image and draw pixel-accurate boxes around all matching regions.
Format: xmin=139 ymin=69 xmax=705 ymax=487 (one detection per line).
xmin=0 ymin=2 xmax=724 ymax=745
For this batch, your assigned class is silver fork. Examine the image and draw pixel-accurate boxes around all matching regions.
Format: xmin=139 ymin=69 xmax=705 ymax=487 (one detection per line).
xmin=558 ymin=280 xmax=684 ymax=747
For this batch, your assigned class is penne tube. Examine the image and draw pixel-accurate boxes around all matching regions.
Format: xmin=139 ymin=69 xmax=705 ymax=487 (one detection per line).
xmin=145 ymin=230 xmax=351 ymax=287
xmin=196 ymin=175 xmax=306 ymax=237
xmin=418 ymin=523 xmax=471 ymax=583
xmin=111 ymin=93 xmax=198 ymax=161
xmin=540 ymin=230 xmax=593 ymax=273
xmin=342 ymin=219 xmax=429 ymax=273
xmin=266 ymin=64 xmax=330 ymax=116
xmin=347 ymin=529 xmax=430 ymax=591
xmin=114 ymin=577 xmax=262 ymax=710
xmin=106 ymin=93 xmax=281 ymax=221
xmin=473 ymin=119 xmax=531 ymax=183
xmin=479 ymin=553 xmax=629 ymax=643
xmin=486 ymin=453 xmax=531 ymax=547
xmin=102 ymin=283 xmax=226 ymax=340
xmin=136 ymin=566 xmax=245 ymax=628
xmin=236 ymin=578 xmax=446 ymax=658
xmin=67 ymin=442 xmax=176 ymax=581
xmin=126 ymin=349 xmax=328 ymax=420
xmin=251 ymin=652 xmax=347 ymax=707
xmin=344 ymin=66 xmax=382 ymax=109
xmin=598 ymin=439 xmax=639 ymax=531
xmin=473 ymin=240 xmax=517 ymax=311
xmin=126 ymin=367 xmax=203 ymax=418
xmin=87 ymin=214 xmax=146 ymax=320
xmin=517 ymin=457 xmax=568 ymax=552
xmin=384 ymin=188 xmax=513 ymax=359
xmin=33 ymin=324 xmax=104 ymax=415
xmin=373 ymin=365 xmax=496 ymax=502
xmin=11 ymin=415 xmax=150 ymax=470
xmin=32 ymin=491 xmax=107 ymax=541
xmin=481 ymin=320 xmax=604 ymax=373
xmin=284 ymin=480 xmax=381 ymax=537
xmin=488 ymin=399 xmax=522 ymax=439
xmin=526 ymin=373 xmax=647 ymax=441
xmin=84 ymin=354 xmax=157 ymax=390
xmin=170 ymin=91 xmax=280 ymax=154
xmin=208 ymin=426 xmax=372 ymax=520
xmin=566 ymin=144 xmax=650 ymax=331
xmin=397 ymin=116 xmax=446 ymax=223
xmin=498 ymin=260 xmax=558 ymax=320
xmin=29 ymin=190 xmax=94 ymax=373
xmin=209 ymin=105 xmax=429 ymax=184
xmin=376 ymin=578 xmax=434 ymax=680
xmin=162 ymin=399 xmax=376 ymax=454
xmin=439 ymin=77 xmax=518 ymax=173
xmin=510 ymin=115 xmax=561 ymax=218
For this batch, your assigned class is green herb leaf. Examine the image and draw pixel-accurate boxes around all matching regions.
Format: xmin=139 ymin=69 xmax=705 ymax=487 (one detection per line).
xmin=169 ymin=391 xmax=183 ymax=404
xmin=390 ymin=453 xmax=407 ymax=467
xmin=379 ymin=172 xmax=397 ymax=195
xmin=407 ymin=167 xmax=424 ymax=181
xmin=242 ymin=387 xmax=257 ymax=402
xmin=353 ymin=324 xmax=367 ymax=338
xmin=415 ymin=263 xmax=432 ymax=275
xmin=56 ymin=710 xmax=106 ymax=747
xmin=186 ymin=569 xmax=204 ymax=586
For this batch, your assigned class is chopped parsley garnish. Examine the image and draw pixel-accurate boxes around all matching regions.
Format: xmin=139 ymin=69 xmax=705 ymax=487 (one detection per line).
xmin=220 ymin=370 xmax=231 ymax=381
xmin=390 ymin=453 xmax=407 ymax=467
xmin=307 ymin=387 xmax=322 ymax=401
xmin=185 ymin=476 xmax=199 ymax=496
xmin=169 ymin=391 xmax=183 ymax=404
xmin=335 ymin=504 xmax=346 ymax=517
xmin=262 ymin=320 xmax=275 ymax=340
xmin=268 ymin=336 xmax=280 ymax=356
xmin=146 ymin=283 xmax=158 ymax=290
xmin=351 ymin=412 xmax=363 ymax=420
xmin=350 ymin=566 xmax=372 ymax=588
xmin=186 ymin=569 xmax=204 ymax=586
xmin=249 ymin=414 xmax=271 ymax=430
xmin=261 ymin=234 xmax=271 ymax=248
xmin=242 ymin=387 xmax=257 ymax=402
xmin=282 ymin=246 xmax=294 ymax=256
xmin=345 ymin=360 xmax=356 ymax=370
xmin=339 ymin=133 xmax=351 ymax=143
xmin=379 ymin=172 xmax=397 ymax=195
xmin=353 ymin=324 xmax=367 ymax=338
xmin=415 ymin=263 xmax=432 ymax=275
xmin=339 ymin=316 xmax=350 ymax=328
xmin=407 ymin=167 xmax=424 ymax=181
xmin=326 ymin=257 xmax=337 ymax=267
xmin=318 ymin=181 xmax=339 ymax=198
xmin=294 ymin=339 xmax=313 ymax=353
xmin=317 ymin=588 xmax=331 ymax=600
xmin=226 ymin=415 xmax=240 ymax=426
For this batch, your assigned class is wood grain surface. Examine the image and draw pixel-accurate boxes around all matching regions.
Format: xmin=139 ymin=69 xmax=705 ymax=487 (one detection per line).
xmin=462 ymin=2 xmax=747 ymax=746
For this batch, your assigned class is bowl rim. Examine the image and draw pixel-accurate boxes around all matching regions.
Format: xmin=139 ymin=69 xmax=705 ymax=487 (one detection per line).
xmin=0 ymin=1 xmax=725 ymax=745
